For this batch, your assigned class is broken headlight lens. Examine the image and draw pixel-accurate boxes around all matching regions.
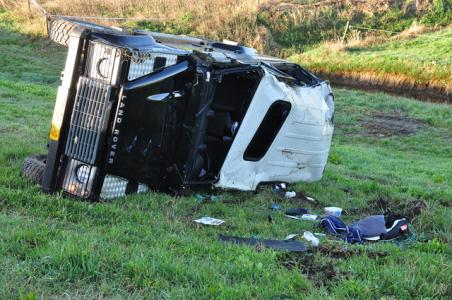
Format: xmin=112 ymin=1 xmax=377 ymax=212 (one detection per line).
xmin=325 ymin=94 xmax=335 ymax=122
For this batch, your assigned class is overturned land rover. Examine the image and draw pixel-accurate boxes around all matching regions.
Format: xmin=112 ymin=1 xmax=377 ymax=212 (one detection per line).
xmin=21 ymin=19 xmax=335 ymax=200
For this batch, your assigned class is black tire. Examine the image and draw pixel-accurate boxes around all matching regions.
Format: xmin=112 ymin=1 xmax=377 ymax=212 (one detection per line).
xmin=48 ymin=18 xmax=122 ymax=47
xmin=21 ymin=155 xmax=47 ymax=185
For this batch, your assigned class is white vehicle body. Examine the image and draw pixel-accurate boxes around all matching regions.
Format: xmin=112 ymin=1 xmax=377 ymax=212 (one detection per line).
xmin=217 ymin=67 xmax=334 ymax=190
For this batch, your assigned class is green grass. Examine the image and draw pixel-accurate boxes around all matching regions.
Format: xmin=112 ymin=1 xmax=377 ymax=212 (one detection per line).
xmin=261 ymin=0 xmax=452 ymax=56
xmin=1 ymin=12 xmax=452 ymax=299
xmin=290 ymin=26 xmax=452 ymax=89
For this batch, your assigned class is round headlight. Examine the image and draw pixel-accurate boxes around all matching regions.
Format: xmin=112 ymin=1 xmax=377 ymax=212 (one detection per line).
xmin=96 ymin=57 xmax=113 ymax=78
xmin=76 ymin=165 xmax=90 ymax=184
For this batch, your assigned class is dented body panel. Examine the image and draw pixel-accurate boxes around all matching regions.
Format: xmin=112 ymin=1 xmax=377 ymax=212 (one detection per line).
xmin=216 ymin=70 xmax=334 ymax=190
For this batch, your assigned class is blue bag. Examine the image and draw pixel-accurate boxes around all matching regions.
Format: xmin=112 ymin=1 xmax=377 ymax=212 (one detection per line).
xmin=319 ymin=215 xmax=364 ymax=244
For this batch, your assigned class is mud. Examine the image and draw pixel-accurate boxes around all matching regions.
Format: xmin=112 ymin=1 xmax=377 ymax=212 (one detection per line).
xmin=277 ymin=253 xmax=344 ymax=287
xmin=315 ymin=71 xmax=451 ymax=104
xmin=362 ymin=112 xmax=422 ymax=137
xmin=277 ymin=244 xmax=388 ymax=287
xmin=284 ymin=194 xmax=321 ymax=207
xmin=367 ymin=197 xmax=427 ymax=220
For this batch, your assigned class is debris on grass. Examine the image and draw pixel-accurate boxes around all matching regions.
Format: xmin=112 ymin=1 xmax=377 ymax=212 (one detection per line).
xmin=289 ymin=194 xmax=319 ymax=206
xmin=301 ymin=214 xmax=318 ymax=221
xmin=273 ymin=183 xmax=287 ymax=191
xmin=194 ymin=217 xmax=225 ymax=226
xmin=270 ymin=203 xmax=282 ymax=210
xmin=220 ymin=235 xmax=307 ymax=252
xmin=285 ymin=191 xmax=297 ymax=199
xmin=319 ymin=214 xmax=411 ymax=244
xmin=285 ymin=212 xmax=318 ymax=221
xmin=324 ymin=206 xmax=343 ymax=217
xmin=303 ymin=231 xmax=320 ymax=247
xmin=285 ymin=207 xmax=309 ymax=216
xmin=284 ymin=234 xmax=299 ymax=240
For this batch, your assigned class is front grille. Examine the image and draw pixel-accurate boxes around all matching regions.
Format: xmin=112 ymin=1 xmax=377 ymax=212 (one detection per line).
xmin=65 ymin=76 xmax=112 ymax=164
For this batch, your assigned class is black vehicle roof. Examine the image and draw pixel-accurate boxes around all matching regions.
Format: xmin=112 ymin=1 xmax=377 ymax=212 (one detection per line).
xmin=92 ymin=30 xmax=292 ymax=66
xmin=134 ymin=30 xmax=291 ymax=65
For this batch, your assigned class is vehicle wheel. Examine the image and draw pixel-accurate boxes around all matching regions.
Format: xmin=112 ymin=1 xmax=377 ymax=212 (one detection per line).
xmin=48 ymin=18 xmax=122 ymax=47
xmin=21 ymin=155 xmax=47 ymax=185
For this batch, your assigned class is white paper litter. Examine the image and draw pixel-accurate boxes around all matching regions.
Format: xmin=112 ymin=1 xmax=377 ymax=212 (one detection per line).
xmin=194 ymin=217 xmax=225 ymax=226
xmin=303 ymin=231 xmax=319 ymax=247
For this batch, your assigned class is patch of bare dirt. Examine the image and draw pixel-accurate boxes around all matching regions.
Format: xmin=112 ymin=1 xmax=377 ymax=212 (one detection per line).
xmin=362 ymin=112 xmax=422 ymax=137
xmin=277 ymin=253 xmax=344 ymax=288
xmin=366 ymin=197 xmax=427 ymax=220
xmin=277 ymin=244 xmax=388 ymax=287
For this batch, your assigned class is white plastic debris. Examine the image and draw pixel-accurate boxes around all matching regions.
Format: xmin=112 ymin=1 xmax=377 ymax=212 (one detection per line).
xmin=274 ymin=183 xmax=287 ymax=191
xmin=303 ymin=231 xmax=319 ymax=247
xmin=284 ymin=234 xmax=299 ymax=240
xmin=285 ymin=215 xmax=302 ymax=220
xmin=305 ymin=196 xmax=315 ymax=202
xmin=194 ymin=217 xmax=225 ymax=226
xmin=324 ymin=207 xmax=343 ymax=217
xmin=301 ymin=214 xmax=318 ymax=221
xmin=285 ymin=214 xmax=317 ymax=221
xmin=285 ymin=191 xmax=296 ymax=198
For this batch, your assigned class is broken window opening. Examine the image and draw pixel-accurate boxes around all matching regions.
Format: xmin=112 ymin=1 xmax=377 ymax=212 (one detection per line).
xmin=244 ymin=100 xmax=291 ymax=161
xmin=194 ymin=70 xmax=263 ymax=180
xmin=271 ymin=62 xmax=319 ymax=86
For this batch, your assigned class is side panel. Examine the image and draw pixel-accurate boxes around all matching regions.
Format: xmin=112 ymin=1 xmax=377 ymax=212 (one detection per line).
xmin=215 ymin=71 xmax=334 ymax=191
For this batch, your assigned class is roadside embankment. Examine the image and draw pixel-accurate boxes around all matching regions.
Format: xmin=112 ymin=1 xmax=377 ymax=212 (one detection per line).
xmin=314 ymin=70 xmax=451 ymax=103
xmin=291 ymin=26 xmax=452 ymax=103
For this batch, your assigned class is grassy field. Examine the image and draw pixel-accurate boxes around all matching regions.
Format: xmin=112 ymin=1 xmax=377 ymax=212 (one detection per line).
xmin=290 ymin=26 xmax=452 ymax=98
xmin=3 ymin=0 xmax=449 ymax=102
xmin=1 ymin=10 xmax=452 ymax=299
xmin=3 ymin=0 xmax=451 ymax=56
